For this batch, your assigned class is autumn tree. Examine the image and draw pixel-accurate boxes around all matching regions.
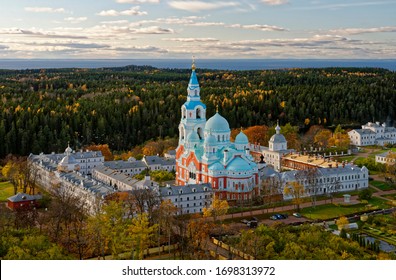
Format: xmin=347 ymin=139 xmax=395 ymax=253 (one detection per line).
xmin=46 ymin=184 xmax=92 ymax=259
xmin=328 ymin=125 xmax=350 ymax=149
xmin=187 ymin=214 xmax=212 ymax=258
xmin=261 ymin=175 xmax=283 ymax=212
xmin=203 ymin=196 xmax=228 ymax=223
xmin=84 ymin=144 xmax=114 ymax=161
xmin=284 ymin=181 xmax=305 ymax=212
xmin=297 ymin=168 xmax=319 ymax=207
xmin=1 ymin=159 xmax=20 ymax=195
xmin=336 ymin=216 xmax=349 ymax=230
xmin=129 ymin=213 xmax=158 ymax=260
xmin=314 ymin=129 xmax=332 ymax=149
xmin=385 ymin=151 xmax=396 ymax=177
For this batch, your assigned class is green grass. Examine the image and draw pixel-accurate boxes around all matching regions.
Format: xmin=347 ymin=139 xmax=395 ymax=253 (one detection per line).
xmin=0 ymin=181 xmax=14 ymax=201
xmin=300 ymin=197 xmax=391 ymax=220
xmin=336 ymin=155 xmax=356 ymax=162
xmin=370 ymin=180 xmax=395 ymax=191
xmin=368 ymin=196 xmax=393 ymax=209
xmin=300 ymin=203 xmax=367 ymax=220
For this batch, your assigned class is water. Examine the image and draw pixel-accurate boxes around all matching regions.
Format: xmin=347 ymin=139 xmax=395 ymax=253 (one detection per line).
xmin=0 ymin=59 xmax=395 ymax=71
xmin=362 ymin=235 xmax=396 ymax=253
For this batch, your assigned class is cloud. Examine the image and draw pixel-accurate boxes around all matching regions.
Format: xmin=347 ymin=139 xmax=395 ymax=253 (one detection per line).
xmin=0 ymin=28 xmax=88 ymax=39
xmin=116 ymin=0 xmax=159 ymax=3
xmin=229 ymin=24 xmax=287 ymax=32
xmin=163 ymin=37 xmax=219 ymax=42
xmin=111 ymin=45 xmax=168 ymax=53
xmin=261 ymin=0 xmax=289 ymax=5
xmin=295 ymin=1 xmax=395 ymax=11
xmin=132 ymin=26 xmax=174 ymax=34
xmin=97 ymin=6 xmax=147 ymax=16
xmin=168 ymin=1 xmax=239 ymax=12
xmin=100 ymin=20 xmax=130 ymax=25
xmin=329 ymin=26 xmax=396 ymax=35
xmin=64 ymin=17 xmax=88 ymax=24
xmin=24 ymin=7 xmax=66 ymax=13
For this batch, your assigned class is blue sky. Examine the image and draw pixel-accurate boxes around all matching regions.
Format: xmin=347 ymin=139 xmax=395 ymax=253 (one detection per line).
xmin=0 ymin=0 xmax=395 ymax=59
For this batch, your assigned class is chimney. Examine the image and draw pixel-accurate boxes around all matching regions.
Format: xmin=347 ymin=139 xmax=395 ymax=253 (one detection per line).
xmin=223 ymin=149 xmax=230 ymax=164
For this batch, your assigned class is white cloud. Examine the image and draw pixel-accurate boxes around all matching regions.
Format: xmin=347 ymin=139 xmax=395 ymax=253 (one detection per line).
xmin=100 ymin=20 xmax=130 ymax=25
xmin=168 ymin=1 xmax=239 ymax=12
xmin=295 ymin=1 xmax=394 ymax=11
xmin=133 ymin=26 xmax=174 ymax=34
xmin=0 ymin=28 xmax=88 ymax=39
xmin=164 ymin=37 xmax=219 ymax=42
xmin=229 ymin=23 xmax=287 ymax=32
xmin=261 ymin=0 xmax=289 ymax=5
xmin=97 ymin=6 xmax=147 ymax=16
xmin=24 ymin=7 xmax=66 ymax=13
xmin=116 ymin=0 xmax=160 ymax=3
xmin=64 ymin=17 xmax=88 ymax=24
xmin=329 ymin=26 xmax=396 ymax=35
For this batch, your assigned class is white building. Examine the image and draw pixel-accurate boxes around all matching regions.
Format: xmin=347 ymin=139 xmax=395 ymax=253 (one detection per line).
xmin=249 ymin=123 xmax=294 ymax=171
xmin=159 ymin=183 xmax=213 ymax=215
xmin=142 ymin=155 xmax=176 ymax=172
xmin=265 ymin=164 xmax=369 ymax=200
xmin=103 ymin=159 xmax=147 ymax=177
xmin=348 ymin=121 xmax=396 ymax=146
xmin=28 ymin=152 xmax=115 ymax=214
xmin=92 ymin=165 xmax=140 ymax=191
xmin=375 ymin=151 xmax=396 ymax=165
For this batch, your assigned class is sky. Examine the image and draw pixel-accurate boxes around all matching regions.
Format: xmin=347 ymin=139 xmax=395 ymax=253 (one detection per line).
xmin=0 ymin=0 xmax=395 ymax=59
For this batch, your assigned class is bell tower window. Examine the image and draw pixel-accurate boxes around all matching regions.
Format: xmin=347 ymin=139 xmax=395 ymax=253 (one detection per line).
xmin=196 ymin=108 xmax=201 ymax=119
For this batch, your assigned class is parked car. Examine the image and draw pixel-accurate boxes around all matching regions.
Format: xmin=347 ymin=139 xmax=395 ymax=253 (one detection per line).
xmin=293 ymin=212 xmax=302 ymax=218
xmin=270 ymin=214 xmax=287 ymax=220
xmin=247 ymin=220 xmax=258 ymax=228
xmin=270 ymin=215 xmax=279 ymax=220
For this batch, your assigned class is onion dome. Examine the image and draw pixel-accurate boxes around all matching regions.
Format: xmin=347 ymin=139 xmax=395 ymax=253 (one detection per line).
xmin=204 ymin=112 xmax=230 ymax=133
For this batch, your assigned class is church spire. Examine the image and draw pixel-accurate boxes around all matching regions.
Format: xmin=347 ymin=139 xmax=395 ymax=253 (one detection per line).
xmin=275 ymin=120 xmax=281 ymax=134
xmin=187 ymin=56 xmax=200 ymax=98
xmin=192 ymin=55 xmax=196 ymax=71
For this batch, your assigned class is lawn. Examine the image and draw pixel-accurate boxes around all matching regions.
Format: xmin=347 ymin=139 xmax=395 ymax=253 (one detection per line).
xmin=300 ymin=197 xmax=391 ymax=220
xmin=336 ymin=155 xmax=356 ymax=162
xmin=0 ymin=181 xmax=14 ymax=201
xmin=370 ymin=180 xmax=395 ymax=191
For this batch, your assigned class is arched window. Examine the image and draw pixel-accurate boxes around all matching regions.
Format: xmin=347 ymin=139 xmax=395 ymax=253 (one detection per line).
xmin=218 ymin=135 xmax=220 ymax=142
xmin=197 ymin=127 xmax=203 ymax=139
xmin=182 ymin=107 xmax=187 ymax=119
xmin=222 ymin=135 xmax=225 ymax=141
xmin=196 ymin=108 xmax=201 ymax=119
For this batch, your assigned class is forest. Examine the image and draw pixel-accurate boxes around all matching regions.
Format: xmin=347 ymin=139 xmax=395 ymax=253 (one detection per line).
xmin=0 ymin=65 xmax=395 ymax=158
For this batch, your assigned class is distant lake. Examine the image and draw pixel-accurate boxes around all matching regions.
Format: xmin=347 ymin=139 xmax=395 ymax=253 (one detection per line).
xmin=0 ymin=59 xmax=395 ymax=71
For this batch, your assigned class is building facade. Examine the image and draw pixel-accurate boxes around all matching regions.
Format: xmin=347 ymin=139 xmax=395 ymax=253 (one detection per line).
xmin=264 ymin=164 xmax=369 ymax=200
xmin=175 ymin=63 xmax=260 ymax=203
xmin=348 ymin=121 xmax=396 ymax=146
xmin=160 ymin=183 xmax=213 ymax=215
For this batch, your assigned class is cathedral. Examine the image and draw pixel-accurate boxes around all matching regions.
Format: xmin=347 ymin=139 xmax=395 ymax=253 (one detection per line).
xmin=175 ymin=62 xmax=260 ymax=202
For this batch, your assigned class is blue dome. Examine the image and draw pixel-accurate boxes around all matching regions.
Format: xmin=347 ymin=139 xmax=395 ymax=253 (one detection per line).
xmin=209 ymin=162 xmax=225 ymax=171
xmin=235 ymin=131 xmax=249 ymax=144
xmin=187 ymin=132 xmax=200 ymax=142
xmin=204 ymin=112 xmax=230 ymax=133
xmin=204 ymin=133 xmax=217 ymax=145
xmin=226 ymin=157 xmax=253 ymax=172
xmin=270 ymin=133 xmax=286 ymax=144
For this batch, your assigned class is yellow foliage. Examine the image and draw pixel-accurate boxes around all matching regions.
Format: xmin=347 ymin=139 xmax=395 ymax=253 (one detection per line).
xmin=81 ymin=84 xmax=88 ymax=91
xmin=280 ymin=101 xmax=286 ymax=108
xmin=336 ymin=216 xmax=349 ymax=230
xmin=304 ymin=118 xmax=310 ymax=125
